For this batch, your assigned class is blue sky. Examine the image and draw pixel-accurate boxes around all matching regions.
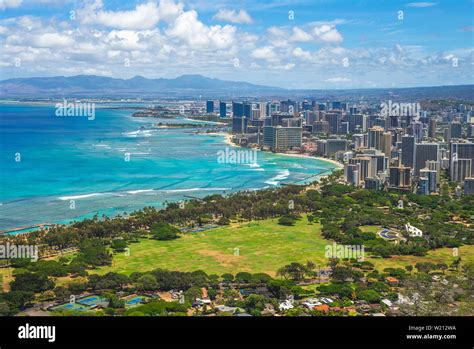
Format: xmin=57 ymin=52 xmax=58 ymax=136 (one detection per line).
xmin=0 ymin=0 xmax=473 ymax=88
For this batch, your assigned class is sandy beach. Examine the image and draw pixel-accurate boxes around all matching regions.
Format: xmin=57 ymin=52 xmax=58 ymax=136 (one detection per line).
xmin=203 ymin=132 xmax=237 ymax=147
xmin=272 ymin=152 xmax=344 ymax=169
xmin=199 ymin=132 xmax=343 ymax=169
xmin=183 ymin=118 xmax=227 ymax=125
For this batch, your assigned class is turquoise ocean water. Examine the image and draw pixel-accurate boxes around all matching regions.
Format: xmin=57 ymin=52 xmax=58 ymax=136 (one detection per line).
xmin=0 ymin=104 xmax=337 ymax=231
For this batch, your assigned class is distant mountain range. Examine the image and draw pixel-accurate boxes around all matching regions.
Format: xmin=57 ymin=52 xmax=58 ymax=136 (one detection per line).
xmin=0 ymin=74 xmax=473 ymax=101
xmin=0 ymin=74 xmax=283 ymax=99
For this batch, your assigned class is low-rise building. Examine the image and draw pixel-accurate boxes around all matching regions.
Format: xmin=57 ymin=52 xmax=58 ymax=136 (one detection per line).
xmin=405 ymin=223 xmax=423 ymax=237
xmin=385 ymin=277 xmax=399 ymax=286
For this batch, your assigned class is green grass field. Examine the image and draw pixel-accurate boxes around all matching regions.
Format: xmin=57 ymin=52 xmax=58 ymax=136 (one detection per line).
xmin=93 ymin=217 xmax=474 ymax=277
xmin=96 ymin=217 xmax=331 ymax=276
xmin=369 ymin=245 xmax=474 ymax=270
xmin=359 ymin=225 xmax=382 ymax=234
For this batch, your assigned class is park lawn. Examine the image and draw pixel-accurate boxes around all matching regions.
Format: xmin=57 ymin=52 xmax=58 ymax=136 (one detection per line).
xmin=1 ymin=219 xmax=469 ymax=291
xmin=91 ymin=217 xmax=474 ymax=277
xmin=300 ymin=282 xmax=331 ymax=294
xmin=367 ymin=245 xmax=474 ymax=271
xmin=0 ymin=268 xmax=12 ymax=292
xmin=94 ymin=217 xmax=332 ymax=277
xmin=359 ymin=225 xmax=382 ymax=234
xmin=54 ymin=275 xmax=88 ymax=287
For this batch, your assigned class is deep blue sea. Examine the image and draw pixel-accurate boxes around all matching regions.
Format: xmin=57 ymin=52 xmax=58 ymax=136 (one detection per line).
xmin=0 ymin=103 xmax=337 ymax=231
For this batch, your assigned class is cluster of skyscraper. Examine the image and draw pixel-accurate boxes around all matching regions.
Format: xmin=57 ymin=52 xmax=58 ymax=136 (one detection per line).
xmin=207 ymin=99 xmax=304 ymax=151
xmin=342 ymin=103 xmax=474 ymax=195
xmin=205 ymin=99 xmax=474 ymax=195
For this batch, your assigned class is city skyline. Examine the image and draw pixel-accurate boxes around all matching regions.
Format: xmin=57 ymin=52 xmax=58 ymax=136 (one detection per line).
xmin=0 ymin=0 xmax=473 ymax=89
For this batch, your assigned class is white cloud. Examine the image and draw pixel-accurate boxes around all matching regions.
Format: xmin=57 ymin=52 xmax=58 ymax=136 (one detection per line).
xmin=251 ymin=46 xmax=277 ymax=61
xmin=313 ymin=24 xmax=343 ymax=43
xmin=0 ymin=0 xmax=472 ymax=88
xmin=35 ymin=33 xmax=74 ymax=48
xmin=292 ymin=47 xmax=311 ymax=60
xmin=15 ymin=16 xmax=41 ymax=30
xmin=7 ymin=32 xmax=74 ymax=48
xmin=106 ymin=30 xmax=151 ymax=51
xmin=406 ymin=2 xmax=438 ymax=8
xmin=0 ymin=25 xmax=8 ymax=35
xmin=326 ymin=77 xmax=351 ymax=83
xmin=0 ymin=0 xmax=22 ymax=10
xmin=166 ymin=10 xmax=236 ymax=49
xmin=267 ymin=26 xmax=285 ymax=37
xmin=443 ymin=53 xmax=455 ymax=61
xmin=266 ymin=26 xmax=289 ymax=47
xmin=269 ymin=63 xmax=295 ymax=70
xmin=309 ymin=19 xmax=348 ymax=26
xmin=269 ymin=24 xmax=343 ymax=45
xmin=290 ymin=27 xmax=312 ymax=42
xmin=157 ymin=0 xmax=184 ymax=22
xmin=213 ymin=9 xmax=253 ymax=24
xmin=81 ymin=1 xmax=162 ymax=30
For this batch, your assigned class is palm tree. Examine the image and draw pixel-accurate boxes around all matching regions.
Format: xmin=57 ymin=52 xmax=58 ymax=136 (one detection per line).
xmin=305 ymin=261 xmax=316 ymax=278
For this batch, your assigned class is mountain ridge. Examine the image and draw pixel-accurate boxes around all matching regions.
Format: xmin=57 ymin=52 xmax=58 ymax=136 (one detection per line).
xmin=0 ymin=74 xmax=284 ymax=97
xmin=1 ymin=74 xmax=473 ymax=100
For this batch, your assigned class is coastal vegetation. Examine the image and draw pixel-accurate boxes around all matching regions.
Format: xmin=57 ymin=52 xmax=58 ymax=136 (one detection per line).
xmin=0 ymin=172 xmax=472 ymax=316
xmin=92 ymin=218 xmax=473 ymax=276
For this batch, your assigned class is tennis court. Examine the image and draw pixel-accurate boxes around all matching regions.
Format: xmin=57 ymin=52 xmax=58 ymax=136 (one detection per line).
xmin=122 ymin=295 xmax=151 ymax=307
xmin=50 ymin=302 xmax=89 ymax=311
xmin=76 ymin=295 xmax=105 ymax=307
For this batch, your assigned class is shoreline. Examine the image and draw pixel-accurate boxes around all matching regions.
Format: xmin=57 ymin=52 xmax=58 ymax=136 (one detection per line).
xmin=198 ymin=132 xmax=236 ymax=147
xmin=207 ymin=132 xmax=343 ymax=169
xmin=1 ymin=131 xmax=340 ymax=234
xmin=269 ymin=151 xmax=344 ymax=169
xmin=182 ymin=118 xmax=227 ymax=125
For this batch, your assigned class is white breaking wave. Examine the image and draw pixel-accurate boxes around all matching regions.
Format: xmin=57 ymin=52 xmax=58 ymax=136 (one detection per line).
xmin=58 ymin=187 xmax=231 ymax=201
xmin=163 ymin=187 xmax=230 ymax=193
xmin=122 ymin=130 xmax=140 ymax=136
xmin=126 ymin=189 xmax=155 ymax=195
xmin=122 ymin=130 xmax=154 ymax=138
xmin=264 ymin=169 xmax=290 ymax=186
xmin=92 ymin=144 xmax=111 ymax=149
xmin=244 ymin=163 xmax=261 ymax=168
xmin=58 ymin=193 xmax=107 ymax=201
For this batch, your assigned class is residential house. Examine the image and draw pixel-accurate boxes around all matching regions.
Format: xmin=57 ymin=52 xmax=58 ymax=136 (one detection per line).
xmin=314 ymin=304 xmax=330 ymax=314
xmin=385 ymin=276 xmax=399 ymax=286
